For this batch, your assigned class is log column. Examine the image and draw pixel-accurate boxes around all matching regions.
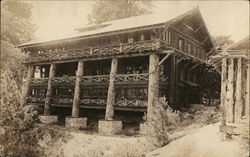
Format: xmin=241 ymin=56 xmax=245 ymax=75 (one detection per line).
xmin=235 ymin=58 xmax=243 ymax=123
xmin=226 ymin=58 xmax=234 ymax=123
xmin=169 ymin=55 xmax=176 ymax=106
xmin=21 ymin=65 xmax=35 ymax=105
xmin=44 ymin=63 xmax=56 ymax=115
xmin=72 ymin=61 xmax=84 ymax=117
xmin=245 ymin=64 xmax=250 ymax=119
xmin=220 ymin=58 xmax=227 ymax=126
xmin=147 ymin=53 xmax=160 ymax=122
xmin=105 ymin=58 xmax=118 ymax=120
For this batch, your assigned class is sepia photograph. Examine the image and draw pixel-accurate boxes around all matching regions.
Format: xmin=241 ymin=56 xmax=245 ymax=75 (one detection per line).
xmin=0 ymin=0 xmax=249 ymax=157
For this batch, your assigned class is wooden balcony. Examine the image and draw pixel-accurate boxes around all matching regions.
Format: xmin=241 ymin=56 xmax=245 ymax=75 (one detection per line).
xmin=29 ymin=73 xmax=168 ymax=85
xmin=24 ymin=39 xmax=161 ymax=64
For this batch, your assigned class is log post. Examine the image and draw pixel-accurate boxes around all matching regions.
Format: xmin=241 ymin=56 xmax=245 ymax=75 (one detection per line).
xmin=21 ymin=65 xmax=35 ymax=105
xmin=147 ymin=53 xmax=160 ymax=122
xmin=169 ymin=55 xmax=176 ymax=106
xmin=175 ymin=56 xmax=179 ymax=105
xmin=220 ymin=58 xmax=227 ymax=126
xmin=245 ymin=64 xmax=250 ymax=119
xmin=44 ymin=63 xmax=56 ymax=115
xmin=235 ymin=58 xmax=243 ymax=123
xmin=105 ymin=58 xmax=118 ymax=120
xmin=72 ymin=61 xmax=84 ymax=117
xmin=226 ymin=58 xmax=234 ymax=123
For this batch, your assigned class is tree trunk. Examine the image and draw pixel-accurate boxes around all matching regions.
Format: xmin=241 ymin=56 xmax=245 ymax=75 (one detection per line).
xmin=44 ymin=63 xmax=56 ymax=115
xmin=21 ymin=65 xmax=35 ymax=105
xmin=72 ymin=61 xmax=84 ymax=117
xmin=105 ymin=58 xmax=118 ymax=120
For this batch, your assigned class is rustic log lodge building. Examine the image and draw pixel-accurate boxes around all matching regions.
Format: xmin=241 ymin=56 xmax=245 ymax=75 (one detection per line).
xmin=19 ymin=7 xmax=215 ymax=133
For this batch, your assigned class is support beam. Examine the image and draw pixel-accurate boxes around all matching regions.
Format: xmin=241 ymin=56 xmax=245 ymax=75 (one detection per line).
xmin=189 ymin=63 xmax=200 ymax=71
xmin=105 ymin=58 xmax=118 ymax=120
xmin=202 ymin=36 xmax=209 ymax=45
xmin=147 ymin=53 xmax=160 ymax=122
xmin=72 ymin=61 xmax=84 ymax=117
xmin=175 ymin=56 xmax=179 ymax=105
xmin=194 ymin=24 xmax=203 ymax=33
xmin=226 ymin=58 xmax=234 ymax=123
xmin=44 ymin=63 xmax=56 ymax=115
xmin=176 ymin=58 xmax=185 ymax=64
xmin=220 ymin=58 xmax=227 ymax=126
xmin=21 ymin=65 xmax=35 ymax=105
xmin=245 ymin=64 xmax=250 ymax=119
xmin=235 ymin=58 xmax=242 ymax=123
xmin=158 ymin=52 xmax=173 ymax=66
xmin=169 ymin=55 xmax=176 ymax=105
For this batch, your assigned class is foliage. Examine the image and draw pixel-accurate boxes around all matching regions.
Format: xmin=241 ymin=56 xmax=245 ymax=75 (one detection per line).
xmin=1 ymin=0 xmax=36 ymax=46
xmin=212 ymin=35 xmax=234 ymax=50
xmin=88 ymin=0 xmax=153 ymax=24
xmin=0 ymin=68 xmax=41 ymax=157
xmin=146 ymin=97 xmax=180 ymax=147
xmin=200 ymin=67 xmax=221 ymax=105
xmin=0 ymin=0 xmax=39 ymax=156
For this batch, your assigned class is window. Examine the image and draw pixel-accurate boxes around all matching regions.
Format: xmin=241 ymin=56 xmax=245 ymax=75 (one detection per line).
xmin=168 ymin=31 xmax=172 ymax=43
xmin=140 ymin=34 xmax=145 ymax=41
xmin=178 ymin=39 xmax=184 ymax=51
xmin=187 ymin=43 xmax=192 ymax=54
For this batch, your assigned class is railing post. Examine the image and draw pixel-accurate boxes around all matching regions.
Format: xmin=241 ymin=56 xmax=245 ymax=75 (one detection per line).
xmin=72 ymin=61 xmax=84 ymax=117
xmin=147 ymin=53 xmax=160 ymax=123
xmin=44 ymin=63 xmax=56 ymax=115
xmin=21 ymin=65 xmax=35 ymax=105
xmin=105 ymin=58 xmax=118 ymax=120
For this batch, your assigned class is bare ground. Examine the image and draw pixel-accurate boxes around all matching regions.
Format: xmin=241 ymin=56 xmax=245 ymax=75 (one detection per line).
xmin=38 ymin=104 xmax=249 ymax=157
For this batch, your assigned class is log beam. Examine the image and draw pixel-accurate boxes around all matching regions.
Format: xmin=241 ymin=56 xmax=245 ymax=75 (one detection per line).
xmin=220 ymin=58 xmax=227 ymax=126
xmin=147 ymin=53 xmax=160 ymax=122
xmin=44 ymin=63 xmax=56 ymax=115
xmin=21 ymin=65 xmax=35 ymax=105
xmin=105 ymin=58 xmax=118 ymax=120
xmin=72 ymin=61 xmax=84 ymax=117
xmin=158 ymin=52 xmax=172 ymax=66
xmin=226 ymin=58 xmax=234 ymax=123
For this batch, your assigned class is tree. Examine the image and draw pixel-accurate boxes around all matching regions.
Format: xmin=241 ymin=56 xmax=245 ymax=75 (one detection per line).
xmin=88 ymin=0 xmax=153 ymax=24
xmin=1 ymin=0 xmax=36 ymax=46
xmin=213 ymin=35 xmax=234 ymax=50
xmin=0 ymin=1 xmax=40 ymax=156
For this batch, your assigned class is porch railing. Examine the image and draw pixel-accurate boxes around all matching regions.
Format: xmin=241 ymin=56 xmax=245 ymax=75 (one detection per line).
xmin=29 ymin=73 xmax=168 ymax=85
xmin=25 ymin=39 xmax=161 ymax=63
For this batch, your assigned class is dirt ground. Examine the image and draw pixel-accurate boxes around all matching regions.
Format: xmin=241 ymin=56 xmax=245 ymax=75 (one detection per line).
xmin=38 ymin=104 xmax=249 ymax=157
xmin=146 ymin=123 xmax=249 ymax=157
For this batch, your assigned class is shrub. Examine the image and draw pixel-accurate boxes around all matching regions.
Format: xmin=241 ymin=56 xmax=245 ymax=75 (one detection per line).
xmin=146 ymin=97 xmax=180 ymax=147
xmin=0 ymin=67 xmax=41 ymax=157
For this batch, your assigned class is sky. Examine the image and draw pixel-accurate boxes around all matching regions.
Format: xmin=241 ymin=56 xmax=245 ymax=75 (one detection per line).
xmin=30 ymin=1 xmax=249 ymax=42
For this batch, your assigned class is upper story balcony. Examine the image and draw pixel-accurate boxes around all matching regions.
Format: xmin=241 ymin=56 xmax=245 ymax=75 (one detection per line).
xmin=24 ymin=39 xmax=208 ymax=64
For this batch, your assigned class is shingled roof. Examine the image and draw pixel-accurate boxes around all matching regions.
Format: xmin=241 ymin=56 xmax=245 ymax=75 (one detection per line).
xmin=19 ymin=7 xmax=213 ymax=48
